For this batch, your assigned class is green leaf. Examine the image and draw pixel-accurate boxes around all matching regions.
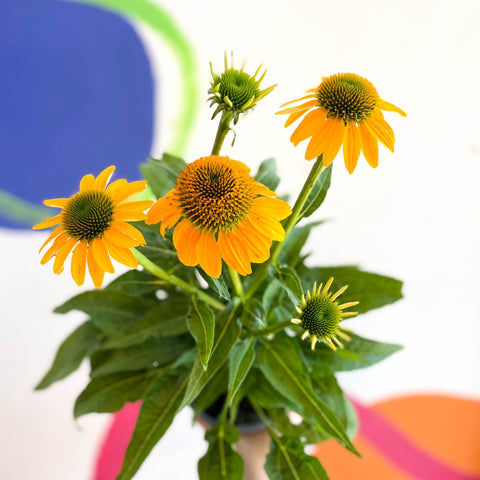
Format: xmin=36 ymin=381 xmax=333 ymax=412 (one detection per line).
xmin=239 ymin=297 xmax=266 ymax=330
xmin=297 ymin=266 xmax=403 ymax=313
xmin=198 ymin=425 xmax=243 ymax=480
xmin=227 ymin=338 xmax=256 ymax=407
xmin=254 ymin=158 xmax=280 ymax=191
xmin=104 ymin=269 xmax=160 ymax=296
xmin=277 ymin=222 xmax=322 ymax=267
xmin=267 ymin=408 xmax=326 ymax=445
xmin=262 ymin=279 xmax=285 ymax=314
xmin=257 ymin=334 xmax=357 ymax=454
xmin=197 ymin=269 xmax=231 ymax=301
xmin=276 ymin=266 xmax=303 ymax=304
xmin=117 ymin=367 xmax=189 ymax=480
xmin=301 ymin=332 xmax=402 ymax=374
xmin=265 ymin=436 xmax=329 ymax=480
xmin=298 ymin=164 xmax=332 ymax=221
xmin=180 ymin=302 xmax=242 ymax=409
xmin=247 ymin=369 xmax=297 ymax=411
xmin=193 ymin=365 xmax=228 ymax=417
xmin=102 ymin=297 xmax=190 ymax=349
xmin=36 ymin=321 xmax=101 ymax=390
xmin=74 ymin=370 xmax=158 ymax=417
xmin=54 ymin=291 xmax=155 ymax=335
xmin=311 ymin=374 xmax=358 ymax=439
xmin=90 ymin=335 xmax=194 ymax=378
xmin=140 ymin=154 xmax=186 ymax=199
xmin=187 ymin=300 xmax=215 ymax=370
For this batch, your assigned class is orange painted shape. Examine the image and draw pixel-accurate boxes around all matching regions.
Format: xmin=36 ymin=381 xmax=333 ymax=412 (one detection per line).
xmin=314 ymin=436 xmax=415 ymax=480
xmin=375 ymin=395 xmax=480 ymax=476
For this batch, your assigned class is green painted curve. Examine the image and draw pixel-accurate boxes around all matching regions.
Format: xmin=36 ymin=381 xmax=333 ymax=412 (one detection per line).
xmin=2 ymin=0 xmax=200 ymax=227
xmin=70 ymin=0 xmax=199 ymax=157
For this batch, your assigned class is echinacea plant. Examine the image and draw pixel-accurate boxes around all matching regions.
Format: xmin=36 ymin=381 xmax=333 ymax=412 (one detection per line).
xmin=35 ymin=54 xmax=405 ymax=480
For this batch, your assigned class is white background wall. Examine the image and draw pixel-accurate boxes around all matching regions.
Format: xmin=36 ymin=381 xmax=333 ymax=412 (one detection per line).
xmin=2 ymin=0 xmax=479 ymax=478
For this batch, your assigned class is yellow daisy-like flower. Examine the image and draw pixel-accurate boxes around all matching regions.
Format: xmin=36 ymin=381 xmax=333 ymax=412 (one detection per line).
xmin=291 ymin=278 xmax=359 ymax=350
xmin=33 ymin=166 xmax=153 ymax=288
xmin=146 ymin=155 xmax=291 ymax=278
xmin=277 ymin=73 xmax=407 ymax=173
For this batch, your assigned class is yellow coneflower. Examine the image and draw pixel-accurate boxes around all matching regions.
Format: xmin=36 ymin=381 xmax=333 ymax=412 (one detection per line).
xmin=146 ymin=155 xmax=291 ymax=278
xmin=277 ymin=73 xmax=406 ymax=173
xmin=291 ymin=278 xmax=358 ymax=350
xmin=33 ymin=166 xmax=153 ymax=288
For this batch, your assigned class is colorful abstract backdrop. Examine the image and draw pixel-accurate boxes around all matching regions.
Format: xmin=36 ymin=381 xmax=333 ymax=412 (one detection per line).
xmin=2 ymin=0 xmax=479 ymax=479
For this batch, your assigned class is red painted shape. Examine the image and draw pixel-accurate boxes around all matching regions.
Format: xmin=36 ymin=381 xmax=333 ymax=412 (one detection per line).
xmin=91 ymin=402 xmax=141 ymax=480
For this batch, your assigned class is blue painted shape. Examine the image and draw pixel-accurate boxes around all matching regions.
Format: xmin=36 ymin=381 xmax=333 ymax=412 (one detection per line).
xmin=0 ymin=0 xmax=154 ymax=228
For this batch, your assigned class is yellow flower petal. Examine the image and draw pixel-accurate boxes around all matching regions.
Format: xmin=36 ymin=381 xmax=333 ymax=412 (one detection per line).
xmin=218 ymin=231 xmax=251 ymax=276
xmin=86 ymin=246 xmax=105 ymax=288
xmin=43 ymin=198 xmax=69 ymax=208
xmin=40 ymin=232 xmax=69 ymax=264
xmin=90 ymin=238 xmax=115 ymax=274
xmin=110 ymin=220 xmax=146 ymax=245
xmin=93 ymin=165 xmax=115 ymax=191
xmin=79 ymin=174 xmax=95 ymax=192
xmin=364 ymin=115 xmax=395 ymax=152
xmin=378 ymin=98 xmax=407 ymax=117
xmin=53 ymin=237 xmax=77 ymax=274
xmin=103 ymin=228 xmax=139 ymax=248
xmin=276 ymin=99 xmax=318 ymax=115
xmin=32 ymin=214 xmax=63 ymax=231
xmin=111 ymin=180 xmax=148 ymax=205
xmin=173 ymin=220 xmax=201 ymax=267
xmin=71 ymin=241 xmax=87 ymax=286
xmin=39 ymin=225 xmax=64 ymax=253
xmin=358 ymin=121 xmax=379 ymax=168
xmin=290 ymin=108 xmax=327 ymax=146
xmin=343 ymin=122 xmax=361 ymax=174
xmin=278 ymin=93 xmax=316 ymax=109
xmin=103 ymin=238 xmax=138 ymax=269
xmin=197 ymin=232 xmax=222 ymax=278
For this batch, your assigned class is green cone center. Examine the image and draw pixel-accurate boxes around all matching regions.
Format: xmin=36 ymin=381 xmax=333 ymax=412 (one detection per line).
xmin=63 ymin=191 xmax=114 ymax=241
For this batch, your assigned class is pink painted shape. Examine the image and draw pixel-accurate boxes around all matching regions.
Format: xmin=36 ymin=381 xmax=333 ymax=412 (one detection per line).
xmin=91 ymin=401 xmax=141 ymax=480
xmin=351 ymin=398 xmax=480 ymax=480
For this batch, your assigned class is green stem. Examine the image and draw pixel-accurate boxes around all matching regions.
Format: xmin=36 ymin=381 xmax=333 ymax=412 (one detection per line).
xmin=211 ymin=112 xmax=232 ymax=155
xmin=228 ymin=267 xmax=244 ymax=300
xmin=133 ymin=249 xmax=225 ymax=311
xmin=245 ymin=156 xmax=325 ymax=299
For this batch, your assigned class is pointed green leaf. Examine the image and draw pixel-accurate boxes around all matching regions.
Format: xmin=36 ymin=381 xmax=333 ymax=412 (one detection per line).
xmin=276 ymin=266 xmax=303 ymax=304
xmin=117 ymin=367 xmax=189 ymax=480
xmin=140 ymin=154 xmax=187 ymax=199
xmin=54 ymin=291 xmax=155 ymax=335
xmin=193 ymin=365 xmax=228 ymax=417
xmin=197 ymin=269 xmax=231 ymax=301
xmin=198 ymin=425 xmax=243 ymax=480
xmin=265 ymin=436 xmax=329 ymax=480
xmin=104 ymin=269 xmax=160 ymax=296
xmin=36 ymin=321 xmax=101 ymax=390
xmin=254 ymin=158 xmax=280 ymax=191
xmin=102 ymin=297 xmax=190 ymax=349
xmin=298 ymin=164 xmax=332 ymax=221
xmin=90 ymin=335 xmax=194 ymax=378
xmin=180 ymin=302 xmax=242 ymax=409
xmin=74 ymin=370 xmax=158 ymax=418
xmin=257 ymin=334 xmax=357 ymax=454
xmin=297 ymin=266 xmax=403 ymax=313
xmin=187 ymin=300 xmax=215 ymax=370
xmin=301 ymin=332 xmax=402 ymax=374
xmin=227 ymin=338 xmax=256 ymax=407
